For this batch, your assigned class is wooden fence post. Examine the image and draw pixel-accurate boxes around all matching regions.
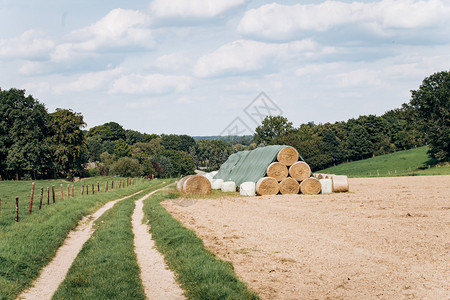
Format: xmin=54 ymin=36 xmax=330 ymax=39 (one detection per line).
xmin=105 ymin=181 xmax=108 ymax=192
xmin=72 ymin=185 xmax=74 ymax=197
xmin=92 ymin=184 xmax=94 ymax=195
xmin=67 ymin=184 xmax=70 ymax=198
xmin=47 ymin=187 xmax=50 ymax=205
xmin=86 ymin=184 xmax=89 ymax=195
xmin=39 ymin=187 xmax=44 ymax=210
xmin=52 ymin=185 xmax=56 ymax=203
xmin=133 ymin=178 xmax=135 ymax=185
xmin=97 ymin=182 xmax=100 ymax=192
xmin=0 ymin=196 xmax=2 ymax=217
xmin=29 ymin=182 xmax=35 ymax=215
xmin=112 ymin=181 xmax=114 ymax=189
xmin=60 ymin=184 xmax=63 ymax=200
xmin=82 ymin=185 xmax=85 ymax=195
xmin=15 ymin=196 xmax=19 ymax=222
xmin=119 ymin=180 xmax=122 ymax=189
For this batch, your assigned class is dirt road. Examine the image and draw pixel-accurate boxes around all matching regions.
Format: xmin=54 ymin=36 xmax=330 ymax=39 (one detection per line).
xmin=163 ymin=176 xmax=450 ymax=299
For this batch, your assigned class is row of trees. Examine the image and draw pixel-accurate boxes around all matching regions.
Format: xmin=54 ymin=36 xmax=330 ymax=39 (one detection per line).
xmin=254 ymin=71 xmax=449 ymax=170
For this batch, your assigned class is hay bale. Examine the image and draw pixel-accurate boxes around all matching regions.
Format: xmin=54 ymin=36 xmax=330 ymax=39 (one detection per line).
xmin=256 ymin=177 xmax=279 ymax=196
xmin=331 ymin=175 xmax=349 ymax=192
xmin=266 ymin=162 xmax=289 ymax=182
xmin=221 ymin=181 xmax=236 ymax=193
xmin=240 ymin=182 xmax=256 ymax=196
xmin=299 ymin=177 xmax=321 ymax=195
xmin=211 ymin=178 xmax=224 ymax=190
xmin=279 ymin=177 xmax=300 ymax=194
xmin=276 ymin=147 xmax=299 ymax=166
xmin=325 ymin=174 xmax=335 ymax=179
xmin=316 ymin=174 xmax=324 ymax=179
xmin=183 ymin=175 xmax=211 ymax=195
xmin=177 ymin=175 xmax=192 ymax=192
xmin=289 ymin=161 xmax=311 ymax=182
xmin=319 ymin=178 xmax=332 ymax=194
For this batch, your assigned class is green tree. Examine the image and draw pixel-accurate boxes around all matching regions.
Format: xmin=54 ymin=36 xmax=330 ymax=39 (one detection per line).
xmin=348 ymin=125 xmax=374 ymax=160
xmin=409 ymin=70 xmax=450 ymax=161
xmin=86 ymin=136 xmax=104 ymax=162
xmin=114 ymin=139 xmax=131 ymax=158
xmin=162 ymin=150 xmax=195 ymax=176
xmin=87 ymin=122 xmax=125 ymax=141
xmin=125 ymin=129 xmax=144 ymax=145
xmin=109 ymin=157 xmax=142 ymax=177
xmin=151 ymin=155 xmax=174 ymax=178
xmin=47 ymin=108 xmax=87 ymax=178
xmin=254 ymin=116 xmax=294 ymax=145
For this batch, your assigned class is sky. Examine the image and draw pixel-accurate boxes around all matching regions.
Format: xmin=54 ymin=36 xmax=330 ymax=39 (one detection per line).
xmin=1 ymin=0 xmax=449 ymax=136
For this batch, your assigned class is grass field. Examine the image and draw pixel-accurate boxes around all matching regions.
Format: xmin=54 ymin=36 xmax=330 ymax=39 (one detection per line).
xmin=317 ymin=146 xmax=450 ymax=177
xmin=0 ymin=178 xmax=168 ymax=300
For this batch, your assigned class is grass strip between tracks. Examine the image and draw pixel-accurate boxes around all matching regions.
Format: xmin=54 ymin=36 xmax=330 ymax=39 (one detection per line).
xmin=143 ymin=190 xmax=259 ymax=300
xmin=0 ymin=179 xmax=170 ymax=300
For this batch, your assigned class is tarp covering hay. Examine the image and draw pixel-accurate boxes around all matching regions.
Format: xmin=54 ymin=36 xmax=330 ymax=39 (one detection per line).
xmin=182 ymin=175 xmax=211 ymax=195
xmin=300 ymin=177 xmax=321 ymax=195
xmin=266 ymin=162 xmax=289 ymax=182
xmin=279 ymin=177 xmax=300 ymax=194
xmin=276 ymin=146 xmax=299 ymax=166
xmin=240 ymin=182 xmax=256 ymax=196
xmin=256 ymin=177 xmax=279 ymax=195
xmin=289 ymin=161 xmax=311 ymax=181
xmin=332 ymin=175 xmax=349 ymax=193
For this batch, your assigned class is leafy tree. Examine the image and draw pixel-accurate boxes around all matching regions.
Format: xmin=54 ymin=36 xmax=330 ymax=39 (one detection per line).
xmin=86 ymin=136 xmax=104 ymax=162
xmin=254 ymin=116 xmax=294 ymax=145
xmin=100 ymin=151 xmax=115 ymax=175
xmin=409 ymin=70 xmax=450 ymax=161
xmin=194 ymin=139 xmax=232 ymax=170
xmin=114 ymin=139 xmax=131 ymax=158
xmin=348 ymin=125 xmax=374 ymax=160
xmin=151 ymin=155 xmax=174 ymax=178
xmin=131 ymin=139 xmax=164 ymax=162
xmin=125 ymin=129 xmax=144 ymax=145
xmin=47 ymin=108 xmax=87 ymax=178
xmin=109 ymin=157 xmax=142 ymax=177
xmin=162 ymin=149 xmax=195 ymax=176
xmin=87 ymin=122 xmax=125 ymax=141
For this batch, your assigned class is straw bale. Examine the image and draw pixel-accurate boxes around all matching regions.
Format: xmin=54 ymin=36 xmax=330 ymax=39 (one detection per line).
xmin=211 ymin=179 xmax=224 ymax=190
xmin=183 ymin=175 xmax=211 ymax=195
xmin=319 ymin=178 xmax=332 ymax=194
xmin=279 ymin=177 xmax=300 ymax=195
xmin=299 ymin=177 xmax=321 ymax=195
xmin=256 ymin=177 xmax=279 ymax=196
xmin=266 ymin=162 xmax=289 ymax=182
xmin=221 ymin=181 xmax=236 ymax=193
xmin=240 ymin=182 xmax=256 ymax=196
xmin=289 ymin=161 xmax=311 ymax=181
xmin=177 ymin=175 xmax=192 ymax=192
xmin=332 ymin=175 xmax=349 ymax=193
xmin=276 ymin=147 xmax=299 ymax=166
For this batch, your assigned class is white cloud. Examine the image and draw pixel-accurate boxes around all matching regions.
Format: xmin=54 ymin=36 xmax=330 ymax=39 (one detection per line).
xmin=51 ymin=8 xmax=153 ymax=62
xmin=176 ymin=96 xmax=194 ymax=104
xmin=52 ymin=68 xmax=123 ymax=94
xmin=238 ymin=0 xmax=450 ymax=43
xmin=0 ymin=30 xmax=54 ymax=60
xmin=333 ymin=69 xmax=384 ymax=88
xmin=155 ymin=53 xmax=191 ymax=71
xmin=194 ymin=39 xmax=319 ymax=77
xmin=110 ymin=73 xmax=192 ymax=94
xmin=150 ymin=0 xmax=246 ymax=19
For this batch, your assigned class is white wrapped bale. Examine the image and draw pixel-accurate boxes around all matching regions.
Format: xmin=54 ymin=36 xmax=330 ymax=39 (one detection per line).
xmin=240 ymin=182 xmax=256 ymax=196
xmin=221 ymin=181 xmax=236 ymax=193
xmin=202 ymin=173 xmax=214 ymax=182
xmin=319 ymin=179 xmax=332 ymax=194
xmin=211 ymin=179 xmax=224 ymax=190
xmin=210 ymin=171 xmax=219 ymax=177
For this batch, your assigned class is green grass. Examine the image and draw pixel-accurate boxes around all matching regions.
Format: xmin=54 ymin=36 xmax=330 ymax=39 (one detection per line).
xmin=0 ymin=178 xmax=169 ymax=300
xmin=52 ymin=190 xmax=157 ymax=299
xmin=143 ymin=190 xmax=259 ymax=300
xmin=317 ymin=146 xmax=450 ymax=177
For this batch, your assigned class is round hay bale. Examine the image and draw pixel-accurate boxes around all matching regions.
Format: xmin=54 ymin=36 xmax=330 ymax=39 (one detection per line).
xmin=266 ymin=162 xmax=289 ymax=182
xmin=299 ymin=177 xmax=321 ymax=195
xmin=240 ymin=182 xmax=256 ymax=196
xmin=319 ymin=178 xmax=332 ymax=194
xmin=331 ymin=175 xmax=349 ymax=193
xmin=183 ymin=175 xmax=211 ymax=195
xmin=325 ymin=174 xmax=335 ymax=179
xmin=279 ymin=177 xmax=300 ymax=194
xmin=221 ymin=181 xmax=236 ymax=193
xmin=256 ymin=177 xmax=279 ymax=196
xmin=316 ymin=174 xmax=324 ymax=179
xmin=276 ymin=147 xmax=299 ymax=166
xmin=289 ymin=161 xmax=311 ymax=181
xmin=177 ymin=175 xmax=192 ymax=192
xmin=211 ymin=178 xmax=224 ymax=190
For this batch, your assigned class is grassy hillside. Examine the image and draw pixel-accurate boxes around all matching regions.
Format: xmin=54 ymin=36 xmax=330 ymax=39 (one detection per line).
xmin=317 ymin=146 xmax=450 ymax=177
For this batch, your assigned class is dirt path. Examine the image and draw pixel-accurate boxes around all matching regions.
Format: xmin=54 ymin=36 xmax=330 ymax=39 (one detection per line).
xmin=132 ymin=190 xmax=185 ymax=300
xmin=18 ymin=191 xmax=143 ymax=300
xmin=163 ymin=175 xmax=450 ymax=299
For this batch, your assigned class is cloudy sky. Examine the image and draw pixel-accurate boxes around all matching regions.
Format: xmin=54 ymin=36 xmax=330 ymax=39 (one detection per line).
xmin=1 ymin=0 xmax=449 ymax=136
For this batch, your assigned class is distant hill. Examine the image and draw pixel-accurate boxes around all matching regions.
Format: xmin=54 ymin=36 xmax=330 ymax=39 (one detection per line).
xmin=317 ymin=146 xmax=449 ymax=177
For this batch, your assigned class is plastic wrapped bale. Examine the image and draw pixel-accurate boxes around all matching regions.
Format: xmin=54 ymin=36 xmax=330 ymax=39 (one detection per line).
xmin=256 ymin=177 xmax=279 ymax=196
xmin=276 ymin=146 xmax=299 ymax=166
xmin=211 ymin=179 xmax=224 ymax=190
xmin=210 ymin=170 xmax=219 ymax=177
xmin=279 ymin=177 xmax=300 ymax=194
xmin=299 ymin=177 xmax=321 ymax=195
xmin=202 ymin=173 xmax=214 ymax=183
xmin=289 ymin=161 xmax=311 ymax=182
xmin=183 ymin=175 xmax=211 ymax=195
xmin=332 ymin=175 xmax=349 ymax=192
xmin=266 ymin=162 xmax=289 ymax=182
xmin=177 ymin=175 xmax=192 ymax=192
xmin=319 ymin=178 xmax=332 ymax=194
xmin=240 ymin=182 xmax=256 ymax=196
xmin=221 ymin=181 xmax=236 ymax=193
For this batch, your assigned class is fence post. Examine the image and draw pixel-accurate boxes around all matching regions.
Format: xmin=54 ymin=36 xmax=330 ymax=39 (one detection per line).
xmin=86 ymin=184 xmax=89 ymax=195
xmin=112 ymin=181 xmax=114 ymax=189
xmin=47 ymin=187 xmax=50 ymax=205
xmin=97 ymin=182 xmax=100 ymax=192
xmin=39 ymin=187 xmax=44 ymax=210
xmin=29 ymin=182 xmax=35 ymax=215
xmin=52 ymin=185 xmax=56 ymax=203
xmin=105 ymin=181 xmax=108 ymax=192
xmin=119 ymin=180 xmax=122 ymax=189
xmin=72 ymin=185 xmax=74 ymax=197
xmin=92 ymin=184 xmax=94 ymax=195
xmin=82 ymin=185 xmax=85 ymax=195
xmin=15 ymin=196 xmax=19 ymax=222
xmin=67 ymin=184 xmax=70 ymax=198
xmin=60 ymin=184 xmax=63 ymax=200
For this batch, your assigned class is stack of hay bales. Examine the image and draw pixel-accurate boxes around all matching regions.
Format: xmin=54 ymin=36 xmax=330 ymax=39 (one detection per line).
xmin=177 ymin=174 xmax=211 ymax=195
xmin=314 ymin=173 xmax=349 ymax=193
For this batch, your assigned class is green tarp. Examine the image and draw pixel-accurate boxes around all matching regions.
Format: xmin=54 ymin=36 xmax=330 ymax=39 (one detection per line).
xmin=213 ymin=145 xmax=290 ymax=186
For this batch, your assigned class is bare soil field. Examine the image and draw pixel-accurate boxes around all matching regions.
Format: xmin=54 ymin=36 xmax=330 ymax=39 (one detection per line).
xmin=163 ymin=176 xmax=450 ymax=299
